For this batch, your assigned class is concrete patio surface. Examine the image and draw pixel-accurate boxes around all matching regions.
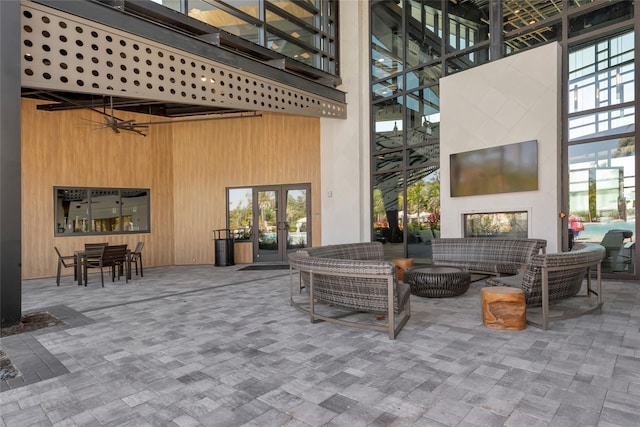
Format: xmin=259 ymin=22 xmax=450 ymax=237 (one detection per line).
xmin=1 ymin=265 xmax=640 ymax=426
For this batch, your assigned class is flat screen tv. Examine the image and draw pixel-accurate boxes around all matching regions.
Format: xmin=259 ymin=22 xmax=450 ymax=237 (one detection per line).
xmin=450 ymin=140 xmax=538 ymax=197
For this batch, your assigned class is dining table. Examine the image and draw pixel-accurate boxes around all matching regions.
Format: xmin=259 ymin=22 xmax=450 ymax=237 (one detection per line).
xmin=75 ymin=247 xmax=132 ymax=286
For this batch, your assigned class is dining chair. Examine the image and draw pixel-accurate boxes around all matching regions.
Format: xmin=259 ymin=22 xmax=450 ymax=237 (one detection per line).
xmin=102 ymin=244 xmax=129 ymax=283
xmin=130 ymin=241 xmax=144 ymax=277
xmin=85 ymin=242 xmax=108 ymax=250
xmin=54 ymin=246 xmax=77 ymax=286
xmin=83 ymin=245 xmax=106 ymax=287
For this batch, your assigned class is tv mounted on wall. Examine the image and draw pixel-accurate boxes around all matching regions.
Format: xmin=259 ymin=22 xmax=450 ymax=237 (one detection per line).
xmin=450 ymin=140 xmax=538 ymax=197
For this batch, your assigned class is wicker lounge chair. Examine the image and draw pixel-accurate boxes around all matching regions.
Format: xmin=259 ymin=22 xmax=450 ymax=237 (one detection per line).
xmin=288 ymin=242 xmax=411 ymax=340
xmin=486 ymin=242 xmax=605 ymax=330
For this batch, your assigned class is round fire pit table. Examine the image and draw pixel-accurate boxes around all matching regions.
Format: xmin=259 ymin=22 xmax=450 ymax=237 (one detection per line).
xmin=403 ymin=266 xmax=471 ymax=298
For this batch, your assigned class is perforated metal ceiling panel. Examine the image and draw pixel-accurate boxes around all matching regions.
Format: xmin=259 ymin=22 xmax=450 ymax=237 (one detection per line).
xmin=21 ymin=1 xmax=346 ymax=119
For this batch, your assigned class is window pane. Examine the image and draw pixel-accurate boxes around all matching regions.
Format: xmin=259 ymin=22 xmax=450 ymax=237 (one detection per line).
xmin=373 ymin=171 xmax=403 ymax=246
xmin=568 ymin=138 xmax=635 ymax=274
xmin=447 ymin=0 xmax=489 ymax=50
xmin=568 ymin=107 xmax=634 ymax=142
xmin=407 ymin=144 xmax=439 ymax=168
xmin=55 ymin=187 xmax=150 ymax=236
xmin=374 ymin=150 xmax=403 ymax=172
xmin=446 ymin=44 xmax=490 ymax=75
xmin=267 ymin=10 xmax=317 ymax=47
xmin=407 ymin=169 xmax=440 ymax=260
xmin=406 ymin=87 xmax=439 ymax=146
xmin=228 ymin=187 xmax=253 ymax=239
xmin=56 ymin=188 xmax=88 ymax=234
xmin=569 ymin=2 xmax=633 ymax=38
xmin=267 ymin=0 xmax=315 ymax=21
xmin=371 ymin=1 xmax=403 ymax=77
xmin=189 ymin=0 xmax=260 ymax=40
xmin=123 ymin=190 xmax=150 ymax=232
xmin=91 ymin=189 xmax=120 ymax=232
xmin=406 ymin=62 xmax=442 ymax=89
xmin=372 ymin=74 xmax=403 ymax=101
xmin=406 ymin=0 xmax=442 ymax=69
xmin=373 ymin=96 xmax=404 ymax=152
xmin=569 ymin=31 xmax=634 ymax=114
xmin=267 ymin=32 xmax=315 ymax=66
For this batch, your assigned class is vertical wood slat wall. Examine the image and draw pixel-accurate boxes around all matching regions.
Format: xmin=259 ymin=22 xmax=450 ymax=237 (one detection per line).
xmin=21 ymin=98 xmax=321 ymax=280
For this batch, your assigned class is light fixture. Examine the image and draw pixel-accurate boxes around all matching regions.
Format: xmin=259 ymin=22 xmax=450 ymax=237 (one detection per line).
xmin=291 ymin=31 xmax=300 ymax=39
xmin=573 ymin=85 xmax=578 ymax=109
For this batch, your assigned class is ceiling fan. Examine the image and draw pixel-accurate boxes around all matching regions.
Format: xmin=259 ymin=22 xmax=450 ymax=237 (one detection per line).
xmin=41 ymin=92 xmax=261 ymax=137
xmin=88 ymin=96 xmax=149 ymax=136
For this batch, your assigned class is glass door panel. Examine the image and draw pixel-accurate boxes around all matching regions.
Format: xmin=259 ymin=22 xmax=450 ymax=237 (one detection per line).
xmin=285 ymin=188 xmax=308 ymax=253
xmin=255 ymin=189 xmax=279 ymax=262
xmin=252 ymin=184 xmax=311 ymax=262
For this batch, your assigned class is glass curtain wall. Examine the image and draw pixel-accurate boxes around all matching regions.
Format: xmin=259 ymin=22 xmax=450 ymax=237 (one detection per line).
xmin=568 ymin=30 xmax=636 ymax=275
xmin=151 ymin=0 xmax=338 ymax=75
xmin=370 ymin=0 xmax=637 ymax=276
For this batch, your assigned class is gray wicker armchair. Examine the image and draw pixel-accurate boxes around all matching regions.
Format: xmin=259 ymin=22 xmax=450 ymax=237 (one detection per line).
xmin=288 ymin=242 xmax=411 ymax=339
xmin=486 ymin=242 xmax=605 ymax=330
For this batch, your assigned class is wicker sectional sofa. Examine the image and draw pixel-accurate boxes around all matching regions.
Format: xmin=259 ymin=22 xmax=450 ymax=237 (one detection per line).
xmin=486 ymin=242 xmax=606 ymax=330
xmin=288 ymin=242 xmax=411 ymax=339
xmin=432 ymin=237 xmax=547 ymax=276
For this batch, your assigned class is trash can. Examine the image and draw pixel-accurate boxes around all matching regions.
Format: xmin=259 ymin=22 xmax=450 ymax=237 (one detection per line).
xmin=213 ymin=229 xmax=234 ymax=266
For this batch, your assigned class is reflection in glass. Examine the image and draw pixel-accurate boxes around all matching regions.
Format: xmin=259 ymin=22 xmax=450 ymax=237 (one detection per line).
xmin=568 ymin=107 xmax=634 ymax=142
xmin=372 ymin=75 xmax=403 ymax=101
xmin=374 ymin=96 xmax=404 ymax=152
xmin=257 ymin=190 xmax=278 ymax=252
xmin=228 ymin=187 xmax=253 ymax=240
xmin=569 ymin=138 xmax=635 ymax=274
xmin=188 ymin=0 xmax=260 ymax=40
xmin=464 ymin=212 xmax=528 ymax=238
xmin=286 ymin=189 xmax=307 ymax=250
xmin=407 ymin=144 xmax=439 ymax=167
xmin=406 ymin=87 xmax=439 ymax=145
xmin=371 ymin=1 xmax=403 ymax=78
xmin=91 ymin=189 xmax=120 ymax=232
xmin=374 ymin=151 xmax=403 ymax=172
xmin=55 ymin=187 xmax=150 ymax=235
xmin=406 ymin=0 xmax=442 ymax=69
xmin=122 ymin=190 xmax=150 ymax=232
xmin=406 ymin=170 xmax=440 ymax=261
xmin=446 ymin=45 xmax=490 ymax=75
xmin=568 ymin=1 xmax=633 ymax=38
xmin=568 ymin=31 xmax=634 ymax=115
xmin=406 ymin=63 xmax=442 ymax=89
xmin=373 ymin=171 xmax=403 ymax=247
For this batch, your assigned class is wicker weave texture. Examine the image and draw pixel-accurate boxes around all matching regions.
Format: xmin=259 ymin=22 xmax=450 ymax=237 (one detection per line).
xmin=432 ymin=238 xmax=547 ymax=275
xmin=486 ymin=242 xmax=605 ymax=307
xmin=404 ymin=267 xmax=471 ymax=298
xmin=288 ymin=242 xmax=409 ymax=314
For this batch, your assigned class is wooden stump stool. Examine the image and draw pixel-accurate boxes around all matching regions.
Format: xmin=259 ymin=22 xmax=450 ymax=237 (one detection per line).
xmin=393 ymin=258 xmax=414 ymax=281
xmin=480 ymin=287 xmax=526 ymax=330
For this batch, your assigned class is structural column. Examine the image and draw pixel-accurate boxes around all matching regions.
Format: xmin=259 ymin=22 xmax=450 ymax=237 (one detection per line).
xmin=1 ymin=0 xmax=23 ymax=327
xmin=489 ymin=0 xmax=504 ymax=60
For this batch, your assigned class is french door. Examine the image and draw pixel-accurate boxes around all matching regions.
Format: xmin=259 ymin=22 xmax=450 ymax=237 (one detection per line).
xmin=253 ymin=184 xmax=311 ymax=262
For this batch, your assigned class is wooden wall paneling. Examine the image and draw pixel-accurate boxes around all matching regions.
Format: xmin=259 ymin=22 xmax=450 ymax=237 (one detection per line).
xmin=21 ymin=98 xmax=175 ymax=279
xmin=21 ymin=98 xmax=321 ymax=279
xmin=170 ymin=112 xmax=321 ymax=265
